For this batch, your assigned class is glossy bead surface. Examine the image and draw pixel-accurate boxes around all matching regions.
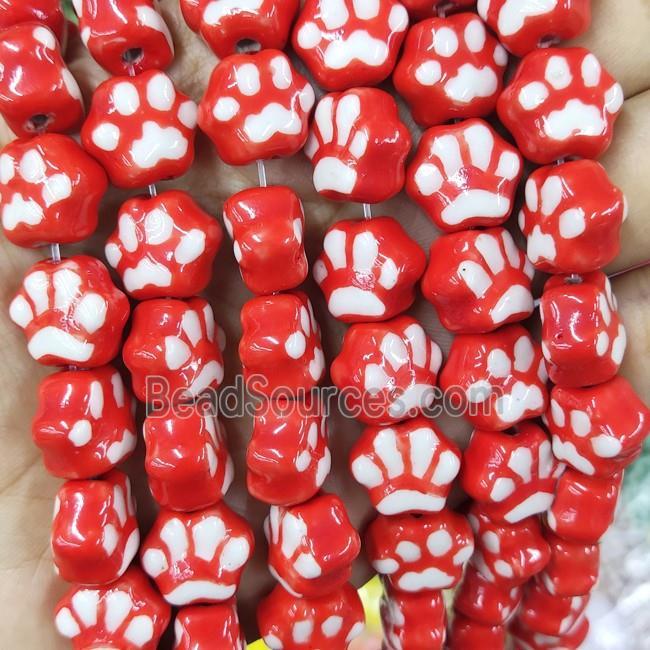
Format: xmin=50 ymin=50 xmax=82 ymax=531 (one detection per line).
xmin=511 ymin=615 xmax=589 ymax=650
xmin=402 ymin=0 xmax=476 ymax=20
xmin=223 ymin=186 xmax=308 ymax=295
xmin=292 ymin=0 xmax=409 ymax=91
xmin=349 ymin=416 xmax=461 ymax=515
xmin=406 ymin=119 xmax=523 ymax=232
xmin=54 ymin=567 xmax=171 ymax=650
xmin=448 ymin=615 xmax=505 ymax=650
xmin=247 ymin=398 xmax=331 ymax=506
xmin=81 ymin=70 xmax=197 ymax=189
xmin=305 ymin=88 xmax=411 ymax=204
xmin=32 ymin=365 xmax=136 ymax=479
xmin=1 ymin=134 xmax=108 ymax=248
xmin=497 ymin=47 xmax=623 ymax=164
xmin=141 ymin=503 xmax=254 ymax=605
xmin=314 ymin=217 xmax=426 ymax=323
xmin=421 ymin=227 xmax=535 ymax=334
xmin=258 ymin=583 xmax=365 ymax=650
xmin=440 ymin=324 xmax=548 ymax=430
xmin=74 ymin=0 xmax=174 ymax=75
xmin=51 ymin=470 xmax=139 ymax=585
xmin=520 ymin=160 xmax=627 ymax=273
xmin=366 ymin=509 xmax=474 ymax=592
xmin=331 ymin=315 xmax=443 ymax=425
xmin=0 ymin=23 xmax=83 ymax=137
xmin=265 ymin=494 xmax=361 ymax=598
xmin=174 ymin=601 xmax=245 ymax=650
xmin=9 ymin=255 xmax=130 ymax=367
xmin=546 ymin=376 xmax=649 ymax=477
xmin=393 ymin=13 xmax=507 ymax=127
xmin=105 ymin=190 xmax=222 ymax=300
xmin=0 ymin=0 xmax=66 ymax=42
xmin=198 ymin=50 xmax=314 ymax=166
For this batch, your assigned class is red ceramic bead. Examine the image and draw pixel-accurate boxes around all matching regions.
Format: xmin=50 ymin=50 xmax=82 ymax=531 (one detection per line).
xmin=265 ymin=494 xmax=361 ymax=598
xmin=313 ymin=217 xmax=426 ymax=323
xmin=51 ymin=470 xmax=140 ymax=585
xmin=292 ymin=0 xmax=409 ymax=91
xmin=123 ymin=297 xmax=224 ymax=404
xmin=406 ymin=119 xmax=523 ymax=232
xmin=247 ymin=398 xmax=331 ymax=506
xmin=32 ymin=365 xmax=136 ymax=479
xmin=105 ymin=190 xmax=223 ymax=300
xmin=540 ymin=272 xmax=626 ymax=388
xmin=461 ymin=423 xmax=563 ymax=524
xmin=421 ymin=227 xmax=535 ymax=334
xmin=331 ymin=315 xmax=443 ymax=426
xmin=180 ymin=0 xmax=299 ymax=59
xmin=448 ymin=614 xmax=506 ymax=650
xmin=141 ymin=503 xmax=254 ymax=606
xmin=497 ymin=47 xmax=623 ymax=164
xmin=144 ymin=411 xmax=234 ymax=512
xmin=81 ymin=70 xmax=197 ymax=189
xmin=519 ymin=160 xmax=627 ymax=274
xmin=402 ymin=0 xmax=476 ymax=20
xmin=222 ymin=186 xmax=308 ymax=295
xmin=366 ymin=509 xmax=474 ymax=592
xmin=9 ymin=255 xmax=130 ymax=367
xmin=54 ymin=567 xmax=171 ymax=650
xmin=0 ymin=23 xmax=83 ymax=137
xmin=174 ymin=601 xmax=245 ymax=650
xmin=0 ymin=134 xmax=107 ymax=248
xmin=381 ymin=587 xmax=447 ymax=650
xmin=349 ymin=416 xmax=461 ymax=515
xmin=546 ymin=377 xmax=649 ymax=477
xmin=546 ymin=469 xmax=622 ymax=544
xmin=394 ymin=13 xmax=507 ymax=127
xmin=239 ymin=292 xmax=325 ymax=397
xmin=198 ymin=50 xmax=315 ymax=166
xmin=258 ymin=583 xmax=365 ymax=650
xmin=304 ymin=88 xmax=411 ymax=204
xmin=477 ymin=0 xmax=591 ymax=56
xmin=0 ymin=0 xmax=66 ymax=42
xmin=511 ymin=615 xmax=589 ymax=650
xmin=440 ymin=324 xmax=548 ymax=430
xmin=73 ymin=0 xmax=174 ymax=75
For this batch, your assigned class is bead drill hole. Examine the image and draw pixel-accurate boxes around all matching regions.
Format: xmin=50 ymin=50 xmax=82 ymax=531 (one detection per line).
xmin=122 ymin=48 xmax=144 ymax=65
xmin=565 ymin=274 xmax=583 ymax=285
xmin=28 ymin=114 xmax=51 ymax=132
xmin=236 ymin=38 xmax=261 ymax=53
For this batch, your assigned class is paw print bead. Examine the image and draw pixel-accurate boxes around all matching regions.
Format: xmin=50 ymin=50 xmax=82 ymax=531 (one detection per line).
xmin=305 ymin=88 xmax=412 ymax=204
xmin=510 ymin=614 xmax=589 ymax=650
xmin=497 ymin=47 xmax=623 ymax=164
xmin=180 ymin=0 xmax=299 ymax=59
xmin=9 ymin=255 xmax=130 ymax=367
xmin=123 ymin=298 xmax=224 ymax=403
xmin=540 ymin=272 xmax=626 ymax=388
xmin=421 ymin=228 xmax=535 ymax=334
xmin=258 ymin=583 xmax=365 ymax=650
xmin=247 ymin=398 xmax=331 ymax=506
xmin=292 ymin=0 xmax=409 ymax=91
xmin=314 ymin=217 xmax=426 ymax=323
xmin=366 ymin=509 xmax=474 ymax=592
xmin=54 ymin=567 xmax=171 ymax=650
xmin=545 ymin=376 xmax=649 ymax=477
xmin=402 ymin=0 xmax=476 ymax=21
xmin=477 ymin=0 xmax=591 ymax=57
xmin=349 ymin=416 xmax=461 ymax=515
xmin=0 ymin=0 xmax=66 ymax=43
xmin=439 ymin=324 xmax=548 ymax=430
xmin=175 ymin=601 xmax=245 ymax=650
xmin=406 ymin=119 xmax=523 ymax=232
xmin=520 ymin=160 xmax=627 ymax=274
xmin=393 ymin=13 xmax=507 ymax=127
xmin=265 ymin=494 xmax=361 ymax=598
xmin=449 ymin=614 xmax=506 ymax=650
xmin=0 ymin=23 xmax=83 ymax=137
xmin=104 ymin=190 xmax=222 ymax=300
xmin=74 ymin=0 xmax=174 ymax=75
xmin=32 ymin=366 xmax=136 ymax=479
xmin=51 ymin=470 xmax=140 ymax=585
xmin=198 ymin=50 xmax=315 ymax=166
xmin=141 ymin=502 xmax=254 ymax=605
xmin=144 ymin=411 xmax=234 ymax=512
xmin=0 ymin=134 xmax=108 ymax=248
xmin=222 ymin=186 xmax=308 ymax=295
xmin=239 ymin=292 xmax=325 ymax=397
xmin=81 ymin=70 xmax=197 ymax=189
xmin=331 ymin=315 xmax=443 ymax=425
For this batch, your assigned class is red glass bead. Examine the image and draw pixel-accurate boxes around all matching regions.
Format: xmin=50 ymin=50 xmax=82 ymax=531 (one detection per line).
xmin=174 ymin=601 xmax=245 ymax=650
xmin=511 ymin=614 xmax=589 ymax=650
xmin=448 ymin=614 xmax=506 ymax=650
